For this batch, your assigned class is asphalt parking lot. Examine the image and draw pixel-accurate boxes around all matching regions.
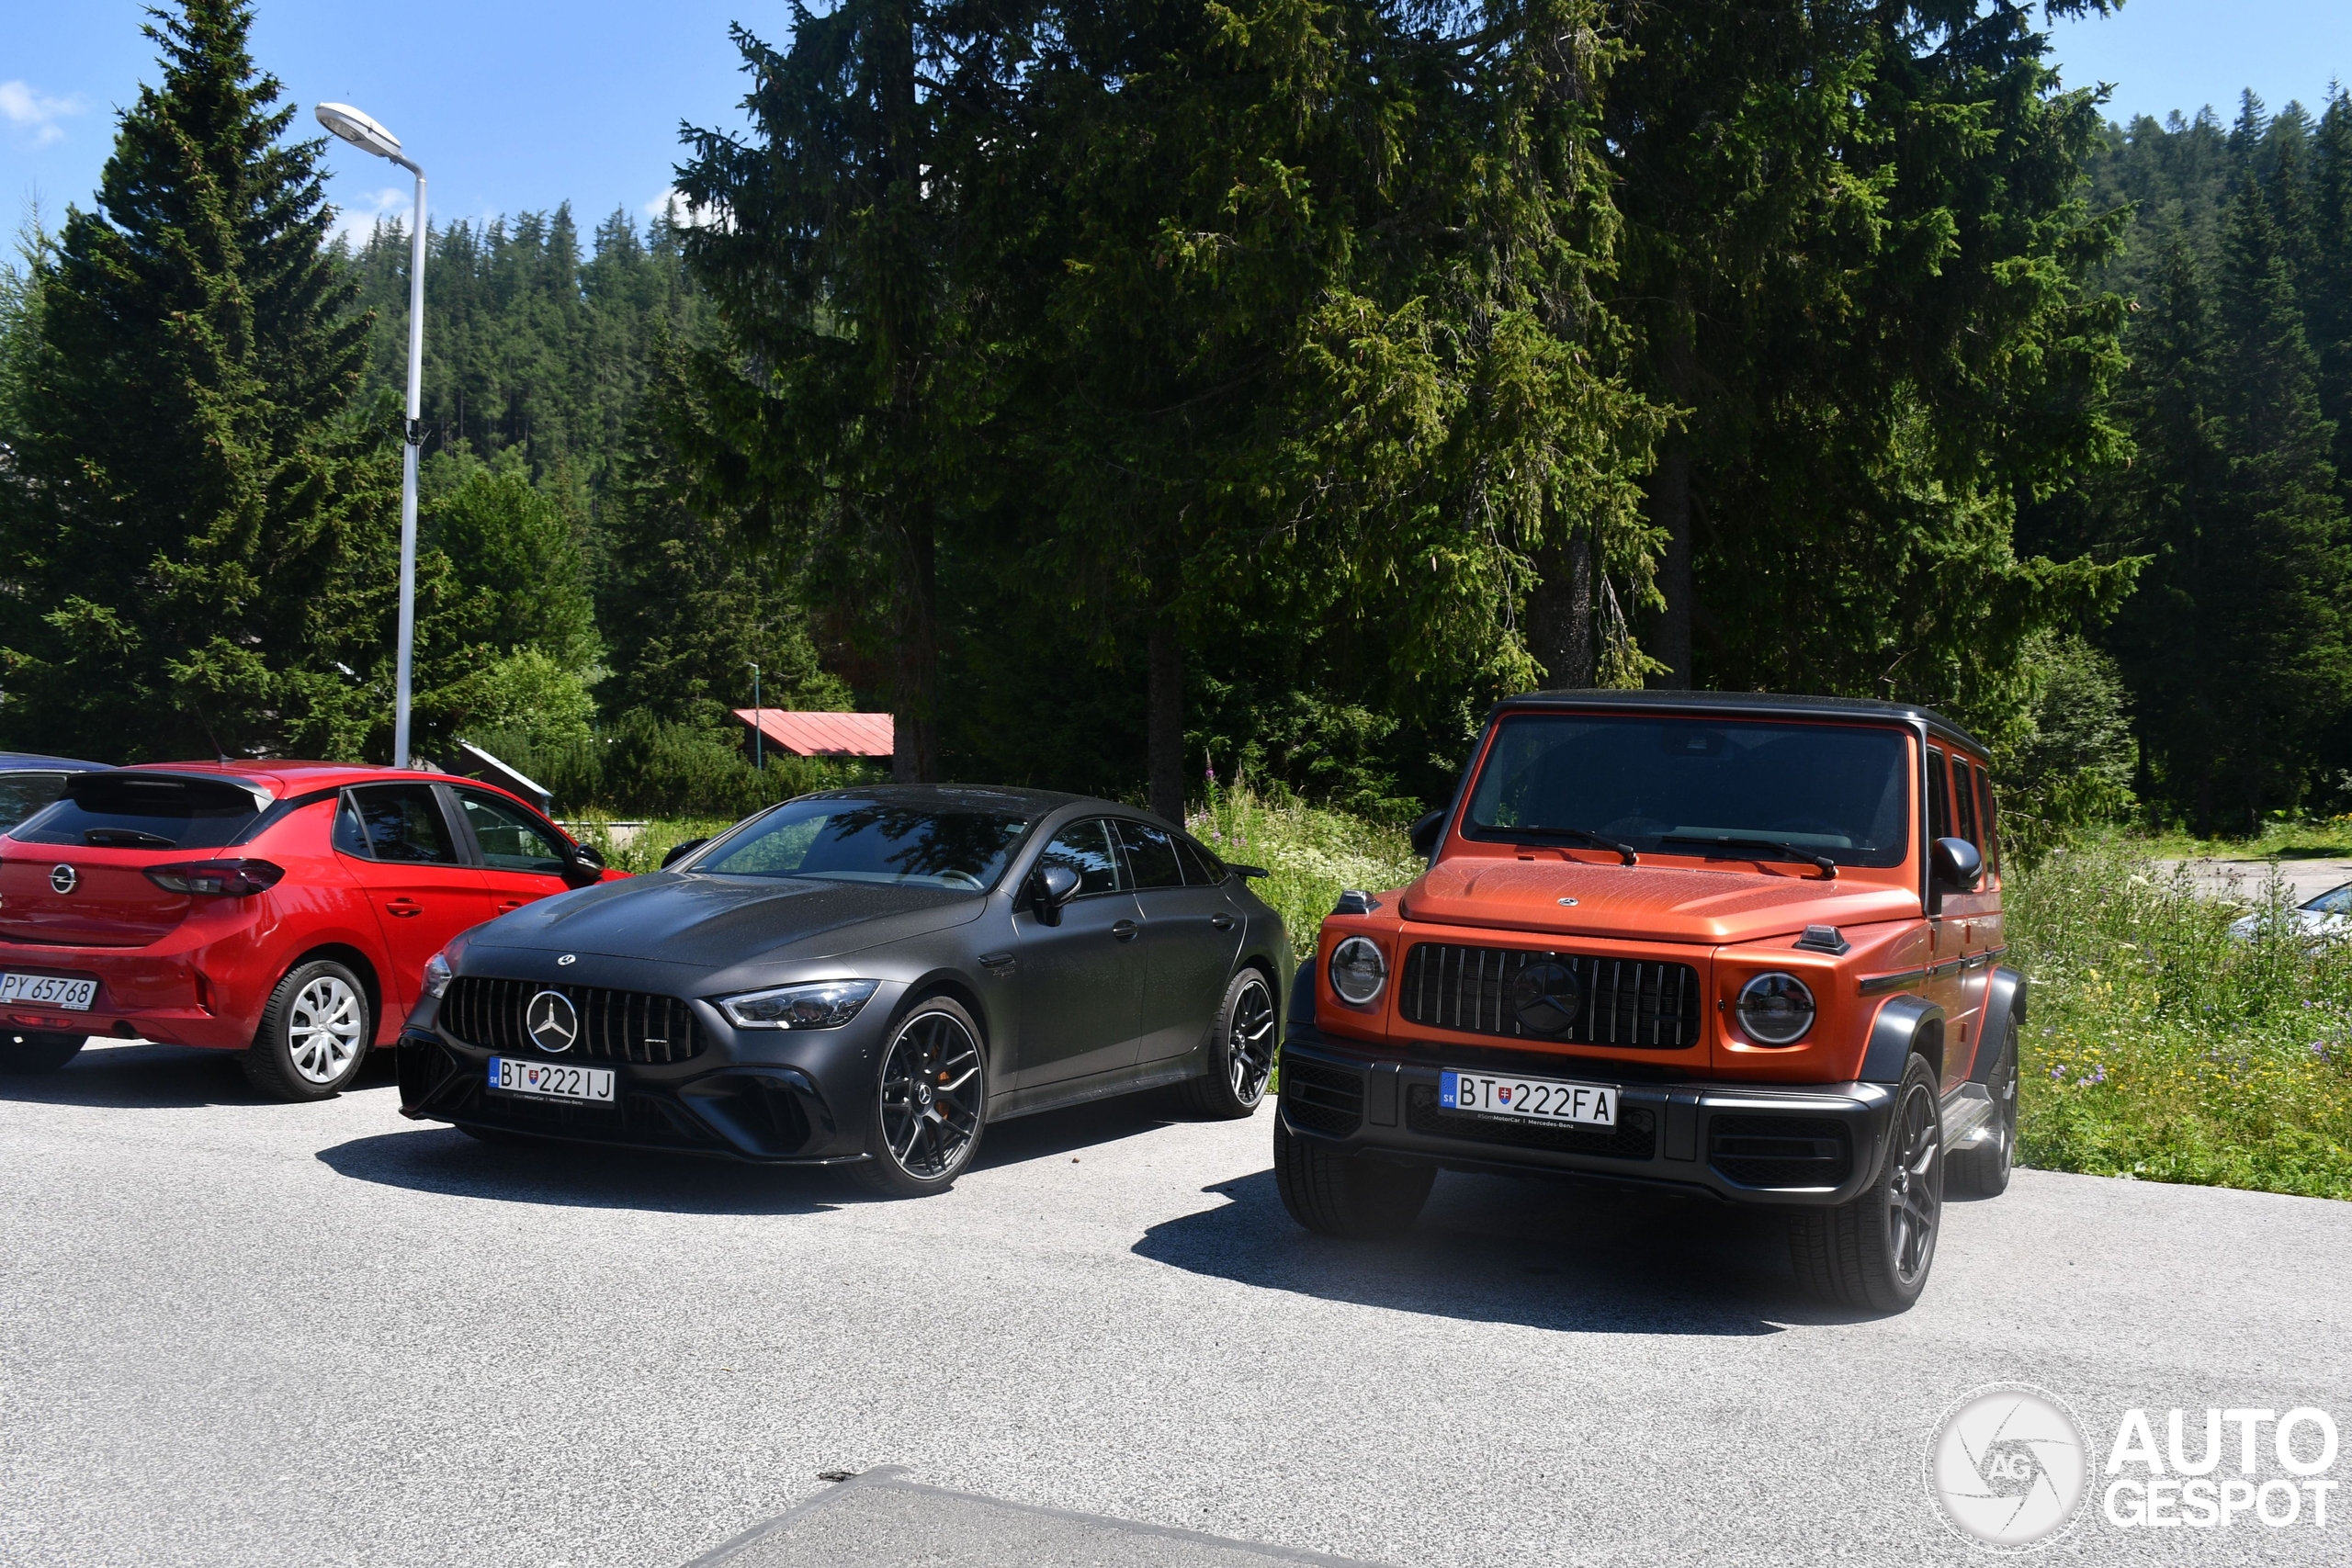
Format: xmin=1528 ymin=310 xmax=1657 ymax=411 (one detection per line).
xmin=4 ymin=1040 xmax=2350 ymax=1568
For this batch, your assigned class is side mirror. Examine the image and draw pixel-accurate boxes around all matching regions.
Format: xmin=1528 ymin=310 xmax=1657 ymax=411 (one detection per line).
xmin=1030 ymin=863 xmax=1081 ymax=925
xmin=561 ymin=839 xmax=606 ymax=886
xmin=1408 ymin=809 xmax=1445 ymax=859
xmin=661 ymin=837 xmax=708 ymax=871
xmin=1931 ymin=836 xmax=1984 ymax=894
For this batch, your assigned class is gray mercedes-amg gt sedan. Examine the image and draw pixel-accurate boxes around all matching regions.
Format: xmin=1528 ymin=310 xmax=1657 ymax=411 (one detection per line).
xmin=394 ymin=785 xmax=1288 ymax=1194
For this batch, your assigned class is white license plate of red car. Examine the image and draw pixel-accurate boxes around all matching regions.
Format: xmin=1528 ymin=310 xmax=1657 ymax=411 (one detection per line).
xmin=0 ymin=972 xmax=96 ymax=1011
xmin=1440 ymin=1069 xmax=1617 ymax=1127
xmin=488 ymin=1056 xmax=615 ymax=1103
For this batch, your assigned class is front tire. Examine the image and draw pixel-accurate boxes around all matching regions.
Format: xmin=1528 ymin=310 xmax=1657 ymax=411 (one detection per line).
xmin=1274 ymin=1115 xmax=1435 ymax=1239
xmin=1178 ymin=968 xmax=1277 ymax=1119
xmin=1789 ymin=1052 xmax=1942 ymax=1313
xmin=0 ymin=1031 xmax=85 ymax=1075
xmin=855 ymin=997 xmax=987 ymax=1198
xmin=241 ymin=960 xmax=373 ymax=1102
xmin=1949 ymin=1017 xmax=2018 ymax=1197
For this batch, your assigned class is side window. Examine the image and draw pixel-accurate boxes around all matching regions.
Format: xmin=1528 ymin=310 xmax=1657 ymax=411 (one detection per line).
xmin=0 ymin=772 xmax=69 ymax=836
xmin=1114 ymin=819 xmax=1185 ymax=890
xmin=1927 ymin=748 xmax=1951 ymax=842
xmin=1172 ymin=833 xmax=1226 ymax=887
xmin=347 ymin=784 xmax=460 ymax=865
xmin=457 ymin=788 xmax=571 ymax=876
xmin=333 ymin=792 xmax=371 ymax=857
xmin=1975 ymin=767 xmax=2002 ymax=877
xmin=1035 ymin=818 xmax=1125 ymax=897
xmin=1952 ymin=756 xmax=1981 ymax=847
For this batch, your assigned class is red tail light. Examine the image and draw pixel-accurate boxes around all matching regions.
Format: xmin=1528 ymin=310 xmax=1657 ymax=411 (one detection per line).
xmin=144 ymin=859 xmax=286 ymax=897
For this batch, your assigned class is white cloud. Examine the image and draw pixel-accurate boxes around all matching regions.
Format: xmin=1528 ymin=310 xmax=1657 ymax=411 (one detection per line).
xmin=0 ymin=81 xmax=85 ymax=149
xmin=642 ymin=186 xmax=723 ymax=230
xmin=327 ymin=186 xmax=412 ymax=249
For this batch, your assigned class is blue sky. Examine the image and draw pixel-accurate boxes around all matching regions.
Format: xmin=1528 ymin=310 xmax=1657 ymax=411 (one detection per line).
xmin=2 ymin=1 xmax=2349 ymax=247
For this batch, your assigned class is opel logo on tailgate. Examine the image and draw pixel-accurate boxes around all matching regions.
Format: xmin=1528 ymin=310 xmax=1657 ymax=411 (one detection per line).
xmin=49 ymin=864 xmax=77 ymax=895
xmin=526 ymin=989 xmax=579 ymax=1054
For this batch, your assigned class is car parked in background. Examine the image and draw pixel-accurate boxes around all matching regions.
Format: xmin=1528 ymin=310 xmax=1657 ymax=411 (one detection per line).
xmin=0 ymin=751 xmax=110 ymax=834
xmin=1276 ymin=691 xmax=2023 ymax=1313
xmin=2227 ymin=880 xmax=2352 ymax=944
xmin=0 ymin=763 xmax=618 ymax=1095
xmin=397 ymin=785 xmax=1288 ymax=1194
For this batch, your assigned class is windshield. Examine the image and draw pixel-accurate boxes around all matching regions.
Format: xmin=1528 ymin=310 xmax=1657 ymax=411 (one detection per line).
xmin=1464 ymin=714 xmax=1912 ymax=869
xmin=693 ymin=800 xmax=1031 ymax=891
xmin=9 ymin=774 xmax=263 ymax=851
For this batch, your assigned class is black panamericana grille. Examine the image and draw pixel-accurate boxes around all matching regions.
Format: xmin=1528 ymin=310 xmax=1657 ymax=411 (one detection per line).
xmin=440 ymin=976 xmax=707 ymax=1064
xmin=1280 ymin=1057 xmax=1364 ymax=1137
xmin=1406 ymin=1083 xmax=1657 ymax=1159
xmin=1397 ymin=943 xmax=1702 ymax=1049
xmin=1707 ymin=1114 xmax=1852 ymax=1189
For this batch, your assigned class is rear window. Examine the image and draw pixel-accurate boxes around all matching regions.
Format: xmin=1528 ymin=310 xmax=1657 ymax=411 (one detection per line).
xmin=10 ymin=774 xmax=263 ymax=851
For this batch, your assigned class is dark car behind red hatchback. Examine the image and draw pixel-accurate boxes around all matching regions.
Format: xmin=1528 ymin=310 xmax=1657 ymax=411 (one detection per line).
xmin=0 ymin=763 xmax=619 ymax=1098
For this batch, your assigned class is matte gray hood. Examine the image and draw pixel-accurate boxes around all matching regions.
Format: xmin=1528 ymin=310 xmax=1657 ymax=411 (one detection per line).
xmin=471 ymin=872 xmax=986 ymax=967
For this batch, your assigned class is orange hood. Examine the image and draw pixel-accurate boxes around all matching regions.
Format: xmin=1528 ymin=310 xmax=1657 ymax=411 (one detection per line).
xmin=1401 ymin=857 xmax=1919 ymax=946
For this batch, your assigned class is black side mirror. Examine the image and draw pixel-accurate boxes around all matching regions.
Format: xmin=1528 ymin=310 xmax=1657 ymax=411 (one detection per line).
xmin=1409 ymin=809 xmax=1446 ymax=858
xmin=661 ymin=837 xmax=708 ymax=871
xmin=1030 ymin=863 xmax=1080 ymax=925
xmin=561 ymin=839 xmax=606 ymax=887
xmin=1931 ymin=836 xmax=1984 ymax=894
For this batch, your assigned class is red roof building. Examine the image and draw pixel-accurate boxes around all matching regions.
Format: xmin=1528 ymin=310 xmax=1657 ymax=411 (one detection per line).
xmin=732 ymin=709 xmax=896 ymax=758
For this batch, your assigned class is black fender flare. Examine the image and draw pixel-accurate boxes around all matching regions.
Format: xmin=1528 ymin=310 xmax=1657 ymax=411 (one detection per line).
xmin=1287 ymin=961 xmax=1316 ymax=1043
xmin=1972 ymin=966 xmax=2028 ymax=1081
xmin=1859 ymin=993 xmax=1947 ymax=1084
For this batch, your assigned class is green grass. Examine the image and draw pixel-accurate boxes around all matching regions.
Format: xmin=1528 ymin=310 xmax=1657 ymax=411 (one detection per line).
xmin=1186 ymin=785 xmax=1425 ymax=961
xmin=562 ymin=813 xmax=741 ymax=876
xmin=2007 ymin=835 xmax=2352 ymax=1200
xmin=2133 ymin=818 xmax=2352 ymax=863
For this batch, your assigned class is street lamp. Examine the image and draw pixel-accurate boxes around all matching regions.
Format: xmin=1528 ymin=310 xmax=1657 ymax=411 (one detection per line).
xmin=748 ymin=662 xmax=763 ymax=771
xmin=316 ymin=102 xmax=426 ymax=768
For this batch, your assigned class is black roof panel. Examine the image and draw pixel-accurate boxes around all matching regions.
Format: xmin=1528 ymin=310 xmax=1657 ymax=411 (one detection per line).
xmin=1491 ymin=689 xmax=1986 ymax=753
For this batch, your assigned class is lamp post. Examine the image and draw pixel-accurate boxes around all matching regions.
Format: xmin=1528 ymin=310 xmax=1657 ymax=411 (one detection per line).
xmin=316 ymin=102 xmax=426 ymax=768
xmin=748 ymin=662 xmax=763 ymax=771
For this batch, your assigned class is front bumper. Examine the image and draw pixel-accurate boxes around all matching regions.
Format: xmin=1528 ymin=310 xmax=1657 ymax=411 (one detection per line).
xmin=1280 ymin=1025 xmax=1895 ymax=1206
xmin=396 ymin=955 xmax=894 ymax=1163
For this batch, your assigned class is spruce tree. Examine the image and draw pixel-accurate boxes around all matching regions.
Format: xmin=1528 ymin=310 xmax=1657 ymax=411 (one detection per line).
xmin=0 ymin=0 xmax=384 ymax=761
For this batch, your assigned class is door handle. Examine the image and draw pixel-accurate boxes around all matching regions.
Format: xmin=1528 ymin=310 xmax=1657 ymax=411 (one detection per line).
xmin=1111 ymin=919 xmax=1138 ymax=941
xmin=1209 ymin=913 xmax=1236 ymax=931
xmin=496 ymin=899 xmax=527 ymax=913
xmin=979 ymin=951 xmax=1016 ymax=973
xmin=387 ymin=897 xmax=423 ymax=919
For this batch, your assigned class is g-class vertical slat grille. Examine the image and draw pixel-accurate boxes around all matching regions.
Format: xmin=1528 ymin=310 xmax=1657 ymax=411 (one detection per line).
xmin=440 ymin=976 xmax=707 ymax=1064
xmin=1397 ymin=943 xmax=1702 ymax=1049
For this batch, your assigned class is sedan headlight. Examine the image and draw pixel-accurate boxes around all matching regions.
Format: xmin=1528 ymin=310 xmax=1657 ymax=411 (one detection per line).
xmin=1329 ymin=936 xmax=1387 ymax=1006
xmin=1736 ymin=971 xmax=1815 ymax=1044
xmin=421 ymin=935 xmax=469 ymax=999
xmin=718 ymin=979 xmax=880 ymax=1030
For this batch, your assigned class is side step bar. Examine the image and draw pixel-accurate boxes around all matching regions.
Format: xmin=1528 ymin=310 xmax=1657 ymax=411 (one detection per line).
xmin=1942 ymin=1081 xmax=1995 ymax=1148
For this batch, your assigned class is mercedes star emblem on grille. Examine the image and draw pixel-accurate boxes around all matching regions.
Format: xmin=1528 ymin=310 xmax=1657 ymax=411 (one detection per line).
xmin=526 ymin=989 xmax=579 ymax=1054
xmin=49 ymin=864 xmax=77 ymax=895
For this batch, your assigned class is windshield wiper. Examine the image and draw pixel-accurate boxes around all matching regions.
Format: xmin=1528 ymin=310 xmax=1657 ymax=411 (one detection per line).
xmin=85 ymin=828 xmax=175 ymax=849
xmin=1659 ymin=834 xmax=1838 ymax=879
xmin=1499 ymin=826 xmax=1638 ymax=865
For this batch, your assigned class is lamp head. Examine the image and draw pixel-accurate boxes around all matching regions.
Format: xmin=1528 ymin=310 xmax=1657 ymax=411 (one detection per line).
xmin=314 ymin=102 xmax=402 ymax=162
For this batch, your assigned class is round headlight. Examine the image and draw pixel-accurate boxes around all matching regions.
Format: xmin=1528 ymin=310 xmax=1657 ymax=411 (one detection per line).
xmin=1329 ymin=936 xmax=1387 ymax=1005
xmin=1736 ymin=972 xmax=1815 ymax=1044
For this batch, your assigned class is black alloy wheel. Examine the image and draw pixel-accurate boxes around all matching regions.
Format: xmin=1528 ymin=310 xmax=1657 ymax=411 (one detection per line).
xmin=1789 ymin=1052 xmax=1943 ymax=1313
xmin=0 ymin=1030 xmax=85 ymax=1075
xmin=1950 ymin=1017 xmax=2018 ymax=1197
xmin=1181 ymin=969 xmax=1277 ymax=1118
xmin=859 ymin=998 xmax=987 ymax=1197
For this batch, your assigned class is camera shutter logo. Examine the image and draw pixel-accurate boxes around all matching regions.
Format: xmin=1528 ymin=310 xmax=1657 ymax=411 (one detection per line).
xmin=526 ymin=989 xmax=579 ymax=1055
xmin=49 ymin=864 xmax=77 ymax=895
xmin=1927 ymin=1383 xmax=2089 ymax=1551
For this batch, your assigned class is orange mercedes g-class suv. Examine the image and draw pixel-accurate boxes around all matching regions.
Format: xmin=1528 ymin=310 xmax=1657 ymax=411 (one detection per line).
xmin=1275 ymin=691 xmax=2021 ymax=1312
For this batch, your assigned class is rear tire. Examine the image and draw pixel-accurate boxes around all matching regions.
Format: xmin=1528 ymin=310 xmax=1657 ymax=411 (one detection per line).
xmin=1949 ymin=1017 xmax=2018 ymax=1198
xmin=1789 ymin=1052 xmax=1942 ymax=1313
xmin=0 ymin=1031 xmax=85 ymax=1075
xmin=241 ymin=960 xmax=374 ymax=1102
xmin=1178 ymin=968 xmax=1277 ymax=1119
xmin=854 ymin=997 xmax=987 ymax=1198
xmin=1274 ymin=1114 xmax=1434 ymax=1239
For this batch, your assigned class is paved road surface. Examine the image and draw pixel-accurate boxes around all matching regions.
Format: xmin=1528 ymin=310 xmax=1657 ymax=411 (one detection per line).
xmin=2161 ymin=855 xmax=2352 ymax=906
xmin=4 ymin=1040 xmax=2349 ymax=1567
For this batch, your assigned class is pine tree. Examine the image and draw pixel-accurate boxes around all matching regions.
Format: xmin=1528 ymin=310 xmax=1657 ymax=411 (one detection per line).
xmin=2312 ymin=90 xmax=2352 ymax=481
xmin=0 ymin=0 xmax=386 ymax=760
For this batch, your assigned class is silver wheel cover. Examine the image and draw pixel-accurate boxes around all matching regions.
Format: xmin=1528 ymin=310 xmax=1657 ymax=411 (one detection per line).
xmin=288 ymin=976 xmax=367 ymax=1085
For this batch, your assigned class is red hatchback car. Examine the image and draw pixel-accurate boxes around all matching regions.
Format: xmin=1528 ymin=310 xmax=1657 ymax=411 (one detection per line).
xmin=0 ymin=763 xmax=619 ymax=1099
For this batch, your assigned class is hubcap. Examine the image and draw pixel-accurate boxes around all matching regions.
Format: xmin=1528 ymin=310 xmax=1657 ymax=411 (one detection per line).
xmin=1227 ymin=977 xmax=1276 ymax=1105
xmin=288 ymin=976 xmax=366 ymax=1085
xmin=1886 ymin=1079 xmax=1942 ymax=1284
xmin=879 ymin=1011 xmax=982 ymax=1179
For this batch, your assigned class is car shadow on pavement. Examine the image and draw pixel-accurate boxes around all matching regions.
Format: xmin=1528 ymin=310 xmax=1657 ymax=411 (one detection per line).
xmin=315 ymin=1126 xmax=841 ymax=1216
xmin=0 ymin=1038 xmax=286 ymax=1109
xmin=1135 ymin=1168 xmax=1836 ymax=1336
xmin=968 ymin=1095 xmax=1179 ymax=1172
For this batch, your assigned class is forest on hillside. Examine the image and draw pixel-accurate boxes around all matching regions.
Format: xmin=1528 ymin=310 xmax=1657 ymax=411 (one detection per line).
xmin=4 ymin=0 xmax=2351 ymax=837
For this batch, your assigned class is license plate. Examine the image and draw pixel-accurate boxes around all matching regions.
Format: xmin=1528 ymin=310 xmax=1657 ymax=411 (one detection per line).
xmin=487 ymin=1056 xmax=615 ymax=1103
xmin=1440 ymin=1068 xmax=1617 ymax=1127
xmin=0 ymin=972 xmax=96 ymax=1011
